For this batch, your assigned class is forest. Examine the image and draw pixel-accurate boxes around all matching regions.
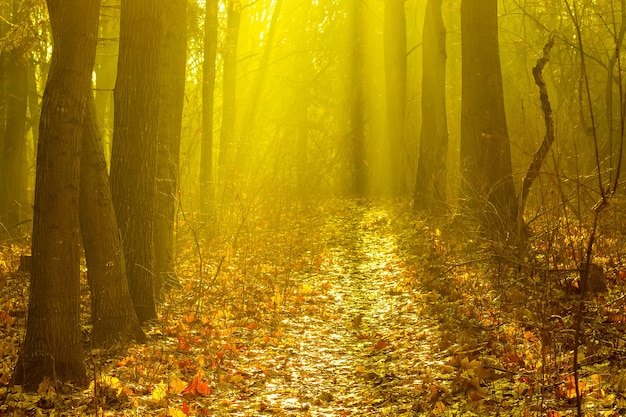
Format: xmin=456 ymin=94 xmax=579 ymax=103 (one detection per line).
xmin=0 ymin=0 xmax=626 ymax=415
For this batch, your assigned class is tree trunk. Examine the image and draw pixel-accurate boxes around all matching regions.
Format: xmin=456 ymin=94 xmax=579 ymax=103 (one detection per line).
xmin=110 ymin=0 xmax=163 ymax=323
xmin=384 ymin=0 xmax=407 ymax=195
xmin=349 ymin=0 xmax=367 ymax=196
xmin=414 ymin=0 xmax=448 ymax=214
xmin=94 ymin=0 xmax=119 ymax=163
xmin=80 ymin=94 xmax=146 ymax=347
xmin=13 ymin=0 xmax=100 ymax=390
xmin=218 ymin=0 xmax=241 ymax=185
xmin=199 ymin=0 xmax=218 ymax=218
xmin=154 ymin=0 xmax=186 ymax=297
xmin=459 ymin=0 xmax=518 ymax=235
xmin=0 ymin=0 xmax=28 ymax=230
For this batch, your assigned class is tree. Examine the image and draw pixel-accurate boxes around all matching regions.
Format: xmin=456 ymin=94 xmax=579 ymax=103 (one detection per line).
xmin=414 ymin=0 xmax=448 ymax=214
xmin=218 ymin=0 xmax=241 ymax=185
xmin=199 ymin=0 xmax=218 ymax=218
xmin=0 ymin=0 xmax=29 ymax=230
xmin=154 ymin=0 xmax=187 ymax=296
xmin=110 ymin=0 xmax=164 ymax=323
xmin=80 ymin=94 xmax=146 ymax=347
xmin=384 ymin=0 xmax=407 ymax=195
xmin=459 ymin=0 xmax=518 ymax=235
xmin=348 ymin=0 xmax=367 ymax=196
xmin=13 ymin=0 xmax=100 ymax=390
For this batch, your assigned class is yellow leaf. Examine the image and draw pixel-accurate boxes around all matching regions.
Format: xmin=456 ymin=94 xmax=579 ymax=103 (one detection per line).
xmin=167 ymin=407 xmax=188 ymax=417
xmin=169 ymin=375 xmax=187 ymax=395
xmin=152 ymin=381 xmax=168 ymax=403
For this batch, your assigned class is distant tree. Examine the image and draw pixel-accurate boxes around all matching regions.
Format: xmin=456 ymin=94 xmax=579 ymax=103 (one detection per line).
xmin=414 ymin=0 xmax=448 ymax=214
xmin=218 ymin=0 xmax=241 ymax=184
xmin=199 ymin=0 xmax=218 ymax=218
xmin=384 ymin=0 xmax=407 ymax=195
xmin=348 ymin=0 xmax=367 ymax=196
xmin=459 ymin=0 xmax=518 ymax=235
xmin=110 ymin=0 xmax=164 ymax=322
xmin=0 ymin=0 xmax=28 ymax=230
xmin=94 ymin=0 xmax=119 ymax=159
xmin=80 ymin=94 xmax=146 ymax=347
xmin=154 ymin=0 xmax=187 ymax=297
xmin=13 ymin=0 xmax=100 ymax=390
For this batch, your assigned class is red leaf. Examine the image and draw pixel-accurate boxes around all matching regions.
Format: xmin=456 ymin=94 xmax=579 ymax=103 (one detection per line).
xmin=181 ymin=400 xmax=190 ymax=415
xmin=177 ymin=335 xmax=191 ymax=351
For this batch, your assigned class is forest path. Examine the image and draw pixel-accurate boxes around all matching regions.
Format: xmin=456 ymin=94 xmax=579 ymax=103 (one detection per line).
xmin=222 ymin=201 xmax=441 ymax=416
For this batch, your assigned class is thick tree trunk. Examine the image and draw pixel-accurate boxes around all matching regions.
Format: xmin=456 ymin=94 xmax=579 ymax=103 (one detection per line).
xmin=110 ymin=0 xmax=164 ymax=323
xmin=459 ymin=0 xmax=518 ymax=235
xmin=154 ymin=0 xmax=186 ymax=297
xmin=80 ymin=95 xmax=146 ymax=347
xmin=13 ymin=0 xmax=100 ymax=390
xmin=199 ymin=0 xmax=218 ymax=218
xmin=414 ymin=0 xmax=448 ymax=214
xmin=384 ymin=0 xmax=407 ymax=195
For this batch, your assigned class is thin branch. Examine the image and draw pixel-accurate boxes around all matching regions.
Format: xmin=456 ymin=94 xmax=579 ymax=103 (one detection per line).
xmin=519 ymin=33 xmax=556 ymax=215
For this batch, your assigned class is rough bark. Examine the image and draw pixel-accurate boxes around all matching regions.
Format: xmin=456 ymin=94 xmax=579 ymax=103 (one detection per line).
xmin=414 ymin=0 xmax=448 ymax=214
xmin=13 ymin=0 xmax=100 ymax=390
xmin=80 ymin=95 xmax=146 ymax=347
xmin=154 ymin=0 xmax=186 ymax=297
xmin=459 ymin=0 xmax=518 ymax=235
xmin=110 ymin=0 xmax=163 ymax=323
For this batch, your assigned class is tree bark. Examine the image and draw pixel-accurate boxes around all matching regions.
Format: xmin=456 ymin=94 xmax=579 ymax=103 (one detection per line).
xmin=110 ymin=0 xmax=164 ymax=323
xmin=80 ymin=94 xmax=146 ymax=347
xmin=154 ymin=0 xmax=186 ymax=297
xmin=13 ymin=0 xmax=100 ymax=390
xmin=414 ymin=0 xmax=448 ymax=214
xmin=459 ymin=0 xmax=518 ymax=235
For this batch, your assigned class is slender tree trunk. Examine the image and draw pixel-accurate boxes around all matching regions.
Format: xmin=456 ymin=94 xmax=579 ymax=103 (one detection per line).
xmin=349 ymin=0 xmax=367 ymax=196
xmin=218 ymin=0 xmax=241 ymax=184
xmin=0 ymin=0 xmax=28 ymax=229
xmin=200 ymin=0 xmax=218 ymax=218
xmin=460 ymin=0 xmax=518 ymax=235
xmin=80 ymin=94 xmax=146 ymax=347
xmin=384 ymin=0 xmax=407 ymax=195
xmin=13 ymin=0 xmax=100 ymax=390
xmin=110 ymin=0 xmax=164 ymax=323
xmin=154 ymin=0 xmax=187 ymax=297
xmin=414 ymin=0 xmax=448 ymax=214
xmin=94 ymin=0 xmax=119 ymax=163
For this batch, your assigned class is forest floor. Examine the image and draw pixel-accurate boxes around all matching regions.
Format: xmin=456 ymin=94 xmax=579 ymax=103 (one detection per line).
xmin=1 ymin=198 xmax=626 ymax=416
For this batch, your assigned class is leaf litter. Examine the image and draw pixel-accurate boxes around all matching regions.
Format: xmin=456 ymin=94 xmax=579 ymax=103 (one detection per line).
xmin=0 ymin=199 xmax=626 ymax=416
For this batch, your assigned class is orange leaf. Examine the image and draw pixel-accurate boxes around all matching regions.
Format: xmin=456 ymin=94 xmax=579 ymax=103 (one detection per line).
xmin=181 ymin=400 xmax=190 ymax=415
xmin=374 ymin=339 xmax=389 ymax=350
xmin=196 ymin=378 xmax=211 ymax=395
xmin=177 ymin=335 xmax=191 ymax=351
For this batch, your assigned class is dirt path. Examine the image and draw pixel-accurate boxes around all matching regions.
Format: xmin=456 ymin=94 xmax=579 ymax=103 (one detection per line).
xmin=220 ymin=202 xmax=440 ymax=416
